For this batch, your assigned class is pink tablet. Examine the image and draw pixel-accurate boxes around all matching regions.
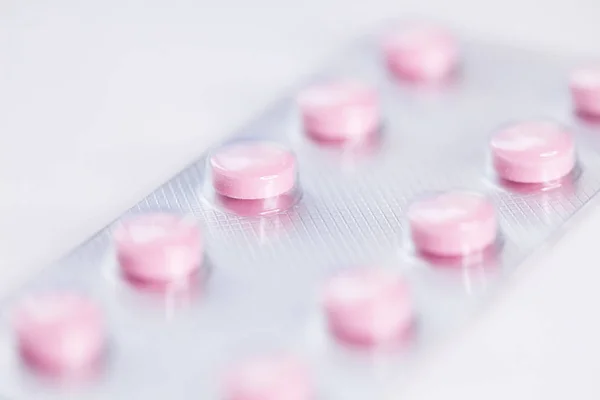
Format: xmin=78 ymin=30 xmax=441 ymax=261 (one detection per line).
xmin=570 ymin=66 xmax=600 ymax=117
xmin=209 ymin=142 xmax=297 ymax=200
xmin=114 ymin=213 xmax=203 ymax=283
xmin=382 ymin=25 xmax=459 ymax=83
xmin=223 ymin=355 xmax=313 ymax=400
xmin=322 ymin=268 xmax=413 ymax=348
xmin=490 ymin=121 xmax=576 ymax=183
xmin=297 ymin=81 xmax=380 ymax=143
xmin=408 ymin=191 xmax=497 ymax=257
xmin=13 ymin=292 xmax=105 ymax=373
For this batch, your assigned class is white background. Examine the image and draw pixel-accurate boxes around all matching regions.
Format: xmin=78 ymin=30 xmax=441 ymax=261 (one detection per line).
xmin=1 ymin=0 xmax=600 ymax=398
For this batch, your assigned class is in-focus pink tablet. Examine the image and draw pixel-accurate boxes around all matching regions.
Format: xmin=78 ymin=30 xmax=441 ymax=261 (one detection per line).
xmin=223 ymin=355 xmax=313 ymax=400
xmin=13 ymin=292 xmax=105 ymax=373
xmin=408 ymin=191 xmax=497 ymax=257
xmin=382 ymin=25 xmax=459 ymax=83
xmin=570 ymin=66 xmax=600 ymax=118
xmin=490 ymin=121 xmax=576 ymax=183
xmin=114 ymin=213 xmax=203 ymax=283
xmin=322 ymin=268 xmax=413 ymax=348
xmin=297 ymin=81 xmax=380 ymax=143
xmin=209 ymin=141 xmax=297 ymax=200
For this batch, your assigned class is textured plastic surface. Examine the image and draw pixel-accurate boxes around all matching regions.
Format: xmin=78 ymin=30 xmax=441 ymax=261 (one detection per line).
xmin=0 ymin=23 xmax=599 ymax=399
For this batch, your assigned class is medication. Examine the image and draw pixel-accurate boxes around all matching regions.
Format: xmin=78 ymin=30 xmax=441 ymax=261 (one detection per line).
xmin=209 ymin=141 xmax=297 ymax=200
xmin=1 ymin=21 xmax=599 ymax=400
xmin=408 ymin=191 xmax=497 ymax=257
xmin=13 ymin=293 xmax=105 ymax=373
xmin=570 ymin=66 xmax=600 ymax=117
xmin=382 ymin=25 xmax=459 ymax=82
xmin=490 ymin=120 xmax=576 ymax=183
xmin=114 ymin=213 xmax=203 ymax=283
xmin=297 ymin=81 xmax=380 ymax=142
xmin=223 ymin=355 xmax=313 ymax=400
xmin=322 ymin=268 xmax=412 ymax=348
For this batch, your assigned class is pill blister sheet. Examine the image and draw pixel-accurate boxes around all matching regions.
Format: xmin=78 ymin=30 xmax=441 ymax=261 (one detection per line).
xmin=1 ymin=23 xmax=599 ymax=400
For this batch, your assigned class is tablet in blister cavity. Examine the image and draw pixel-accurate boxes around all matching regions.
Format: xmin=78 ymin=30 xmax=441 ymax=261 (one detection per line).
xmin=297 ymin=80 xmax=382 ymax=144
xmin=202 ymin=140 xmax=302 ymax=217
xmin=12 ymin=292 xmax=106 ymax=376
xmin=321 ymin=267 xmax=414 ymax=349
xmin=114 ymin=213 xmax=205 ymax=284
xmin=406 ymin=190 xmax=499 ymax=258
xmin=570 ymin=65 xmax=600 ymax=118
xmin=382 ymin=24 xmax=460 ymax=84
xmin=489 ymin=120 xmax=577 ymax=185
xmin=1 ymin=21 xmax=600 ymax=399
xmin=222 ymin=353 xmax=314 ymax=400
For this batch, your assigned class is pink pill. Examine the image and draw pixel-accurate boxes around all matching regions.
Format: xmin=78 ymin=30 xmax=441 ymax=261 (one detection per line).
xmin=570 ymin=66 xmax=600 ymax=117
xmin=114 ymin=213 xmax=203 ymax=283
xmin=408 ymin=191 xmax=497 ymax=257
xmin=382 ymin=25 xmax=459 ymax=83
xmin=223 ymin=355 xmax=313 ymax=400
xmin=13 ymin=292 xmax=105 ymax=373
xmin=322 ymin=268 xmax=413 ymax=348
xmin=297 ymin=81 xmax=380 ymax=142
xmin=490 ymin=121 xmax=576 ymax=183
xmin=209 ymin=142 xmax=297 ymax=200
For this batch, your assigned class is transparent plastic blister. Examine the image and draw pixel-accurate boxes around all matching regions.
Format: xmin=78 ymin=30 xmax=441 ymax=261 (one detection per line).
xmin=1 ymin=21 xmax=600 ymax=399
xmin=201 ymin=139 xmax=303 ymax=217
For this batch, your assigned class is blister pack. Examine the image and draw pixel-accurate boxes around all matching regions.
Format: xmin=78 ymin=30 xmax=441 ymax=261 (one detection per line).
xmin=1 ymin=21 xmax=600 ymax=400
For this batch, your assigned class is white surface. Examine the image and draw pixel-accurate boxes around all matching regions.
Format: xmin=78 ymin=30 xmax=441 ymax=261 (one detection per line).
xmin=1 ymin=0 xmax=600 ymax=398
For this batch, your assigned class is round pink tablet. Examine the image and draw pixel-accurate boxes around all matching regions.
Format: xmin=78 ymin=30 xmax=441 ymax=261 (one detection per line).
xmin=224 ymin=355 xmax=313 ymax=400
xmin=570 ymin=66 xmax=600 ymax=117
xmin=383 ymin=25 xmax=459 ymax=82
xmin=114 ymin=213 xmax=203 ymax=283
xmin=408 ymin=191 xmax=497 ymax=257
xmin=297 ymin=81 xmax=380 ymax=142
xmin=13 ymin=292 xmax=105 ymax=373
xmin=322 ymin=268 xmax=412 ymax=348
xmin=490 ymin=121 xmax=576 ymax=183
xmin=210 ymin=142 xmax=297 ymax=200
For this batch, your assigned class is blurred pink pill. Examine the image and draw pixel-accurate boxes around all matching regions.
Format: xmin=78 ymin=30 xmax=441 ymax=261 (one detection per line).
xmin=570 ymin=66 xmax=600 ymax=117
xmin=490 ymin=121 xmax=576 ymax=183
xmin=323 ymin=268 xmax=412 ymax=347
xmin=224 ymin=355 xmax=313 ymax=400
xmin=13 ymin=293 xmax=105 ymax=372
xmin=114 ymin=213 xmax=203 ymax=283
xmin=297 ymin=81 xmax=380 ymax=142
xmin=383 ymin=25 xmax=459 ymax=82
xmin=408 ymin=192 xmax=497 ymax=257
xmin=210 ymin=142 xmax=297 ymax=200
